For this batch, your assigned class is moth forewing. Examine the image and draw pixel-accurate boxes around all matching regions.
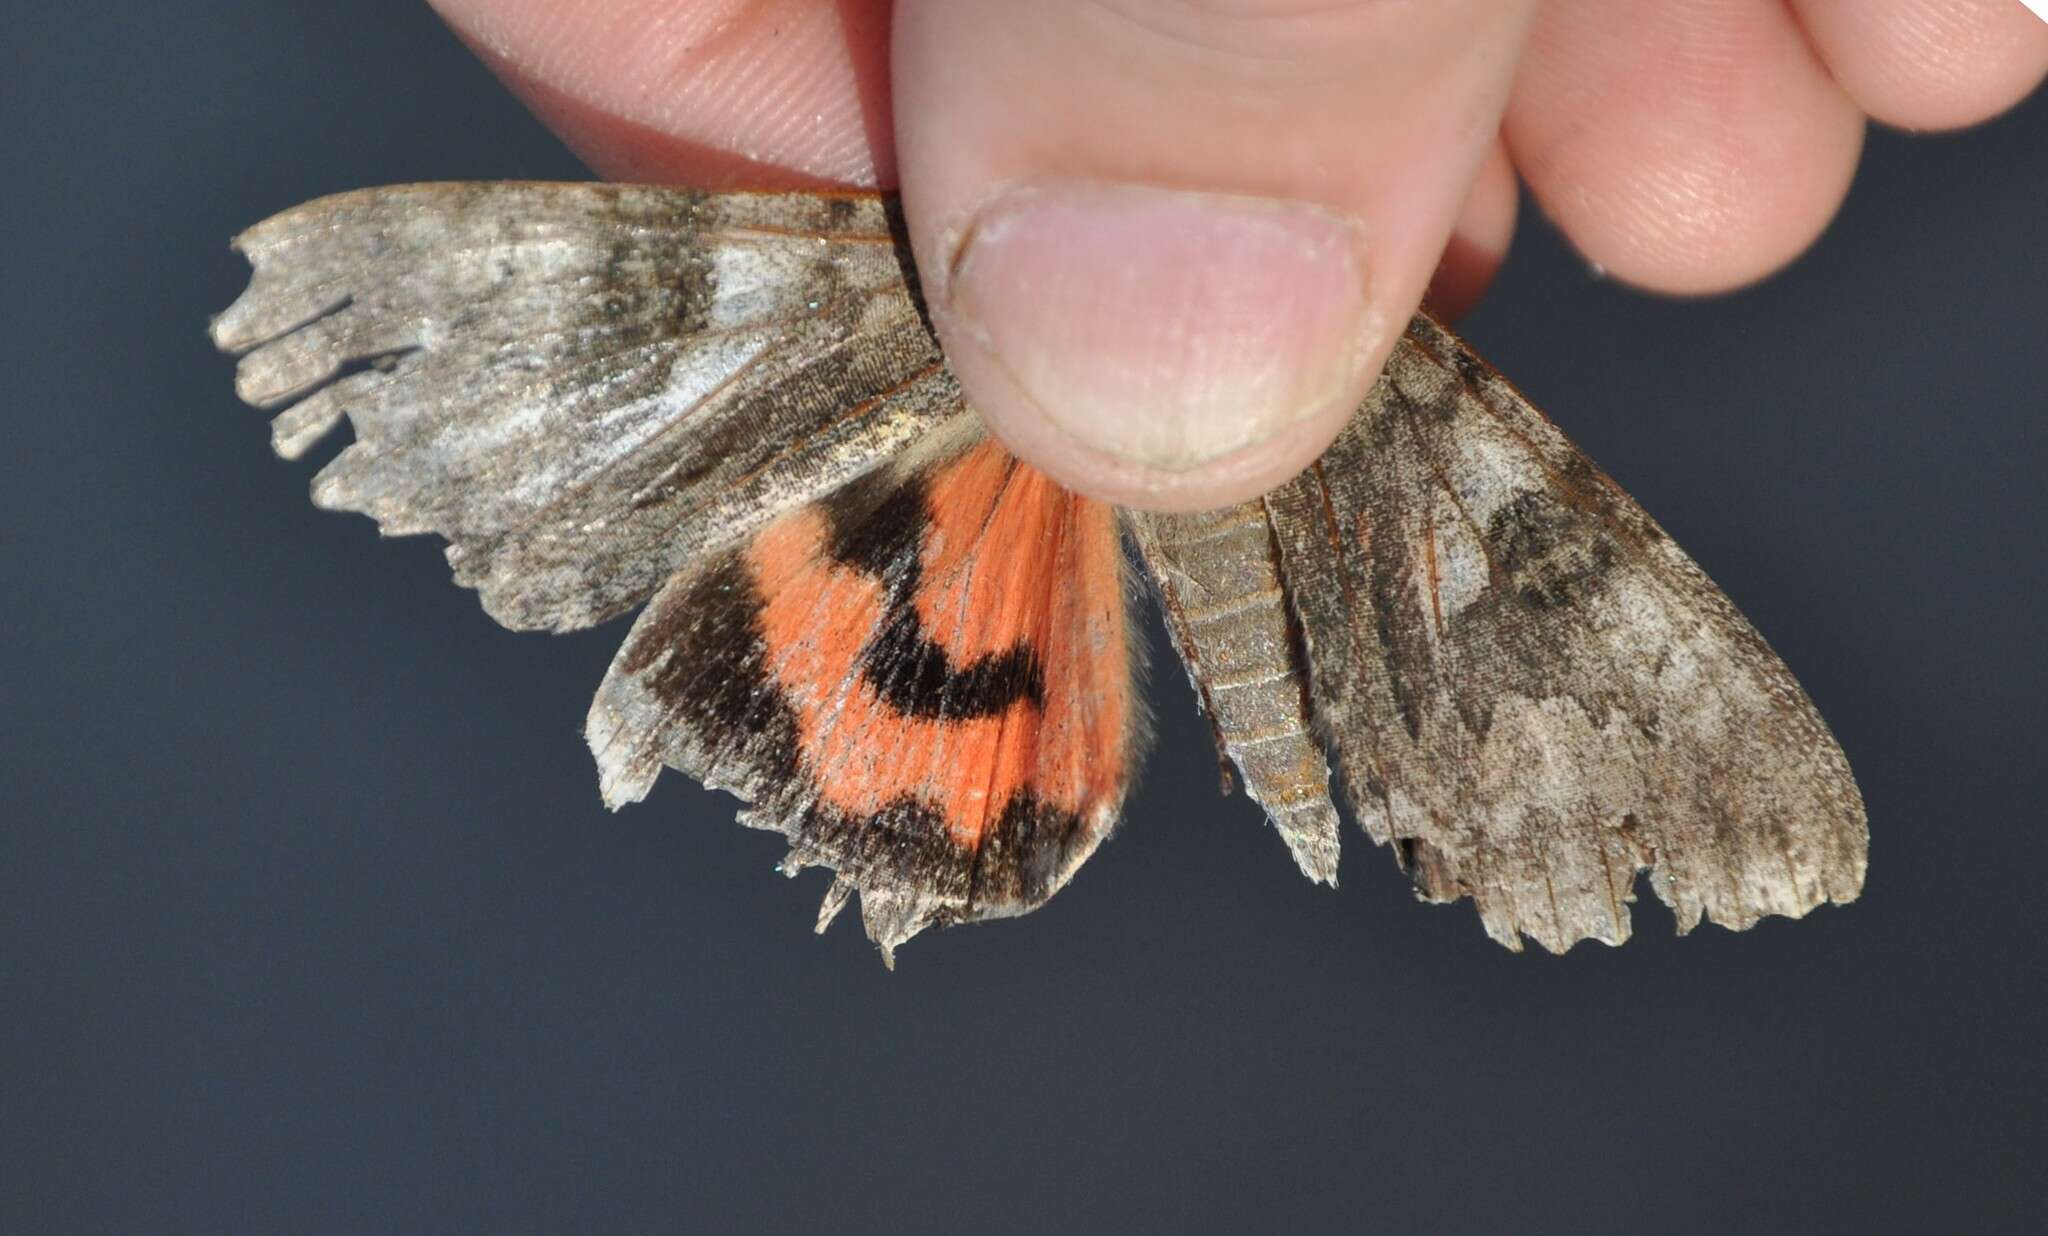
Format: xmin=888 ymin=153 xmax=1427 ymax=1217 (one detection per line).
xmin=1250 ymin=315 xmax=1867 ymax=952
xmin=213 ymin=183 xmax=959 ymax=634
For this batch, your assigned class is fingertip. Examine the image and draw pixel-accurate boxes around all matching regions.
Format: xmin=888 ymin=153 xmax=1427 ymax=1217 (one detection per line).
xmin=1791 ymin=0 xmax=2048 ymax=133
xmin=429 ymin=0 xmax=895 ymax=187
xmin=891 ymin=0 xmax=1534 ymax=508
xmin=1425 ymin=139 xmax=1519 ymax=320
xmin=976 ymin=362 xmax=1365 ymax=513
xmin=935 ymin=181 xmax=1380 ymax=509
xmin=1506 ymin=0 xmax=1866 ymax=295
xmin=1567 ymin=110 xmax=1864 ymax=296
xmin=472 ymin=59 xmax=872 ymax=190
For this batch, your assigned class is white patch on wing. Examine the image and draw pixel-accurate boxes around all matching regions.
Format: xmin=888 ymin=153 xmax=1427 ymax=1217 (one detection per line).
xmin=707 ymin=243 xmax=799 ymax=328
xmin=1445 ymin=428 xmax=1528 ymax=529
xmin=1434 ymin=502 xmax=1490 ymax=620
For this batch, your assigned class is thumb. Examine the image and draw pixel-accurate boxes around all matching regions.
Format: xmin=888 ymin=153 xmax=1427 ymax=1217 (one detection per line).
xmin=894 ymin=0 xmax=1534 ymax=511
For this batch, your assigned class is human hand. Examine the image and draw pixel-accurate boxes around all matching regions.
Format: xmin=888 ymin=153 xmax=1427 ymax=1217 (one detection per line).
xmin=428 ymin=0 xmax=2046 ymax=510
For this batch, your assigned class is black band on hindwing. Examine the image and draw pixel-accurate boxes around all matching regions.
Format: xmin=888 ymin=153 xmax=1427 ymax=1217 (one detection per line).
xmin=820 ymin=463 xmax=1047 ymax=721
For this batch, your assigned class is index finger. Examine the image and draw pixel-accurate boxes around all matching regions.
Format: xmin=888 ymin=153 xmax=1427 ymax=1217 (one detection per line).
xmin=429 ymin=0 xmax=897 ymax=188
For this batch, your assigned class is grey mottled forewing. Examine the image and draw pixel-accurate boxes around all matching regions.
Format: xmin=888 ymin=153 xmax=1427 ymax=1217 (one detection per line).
xmin=1127 ymin=507 xmax=1341 ymax=883
xmin=212 ymin=183 xmax=967 ymax=632
xmin=1253 ymin=313 xmax=1866 ymax=951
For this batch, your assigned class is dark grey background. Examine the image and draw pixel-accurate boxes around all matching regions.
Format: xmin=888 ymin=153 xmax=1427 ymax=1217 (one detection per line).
xmin=7 ymin=3 xmax=2045 ymax=1231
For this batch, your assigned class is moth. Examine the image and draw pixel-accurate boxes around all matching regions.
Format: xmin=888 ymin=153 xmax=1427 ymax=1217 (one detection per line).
xmin=212 ymin=183 xmax=1867 ymax=964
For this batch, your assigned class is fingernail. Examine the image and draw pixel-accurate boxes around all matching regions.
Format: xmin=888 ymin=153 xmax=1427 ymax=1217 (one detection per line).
xmin=945 ymin=181 xmax=1373 ymax=473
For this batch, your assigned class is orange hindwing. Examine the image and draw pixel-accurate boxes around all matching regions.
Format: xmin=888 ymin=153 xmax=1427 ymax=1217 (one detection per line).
xmin=594 ymin=439 xmax=1134 ymax=960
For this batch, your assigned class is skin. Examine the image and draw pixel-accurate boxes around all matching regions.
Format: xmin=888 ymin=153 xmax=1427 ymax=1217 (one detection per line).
xmin=430 ymin=0 xmax=2047 ymax=512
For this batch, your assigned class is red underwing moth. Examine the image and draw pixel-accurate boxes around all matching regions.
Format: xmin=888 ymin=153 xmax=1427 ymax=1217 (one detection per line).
xmin=212 ymin=183 xmax=1867 ymax=965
